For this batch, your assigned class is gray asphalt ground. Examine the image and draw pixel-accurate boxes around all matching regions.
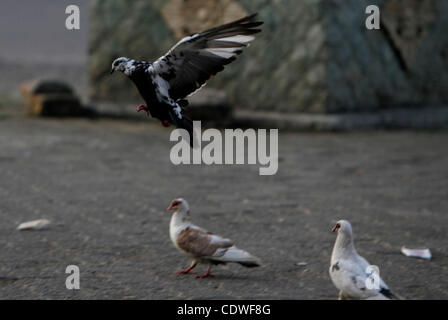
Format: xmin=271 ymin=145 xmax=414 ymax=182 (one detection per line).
xmin=0 ymin=113 xmax=447 ymax=299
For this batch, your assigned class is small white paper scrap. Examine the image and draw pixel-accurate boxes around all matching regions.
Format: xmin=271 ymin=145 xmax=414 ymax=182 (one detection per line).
xmin=401 ymin=246 xmax=431 ymax=260
xmin=17 ymin=219 xmax=50 ymax=231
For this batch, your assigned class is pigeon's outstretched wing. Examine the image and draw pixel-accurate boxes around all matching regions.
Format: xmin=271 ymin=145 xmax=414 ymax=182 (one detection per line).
xmin=149 ymin=13 xmax=263 ymax=102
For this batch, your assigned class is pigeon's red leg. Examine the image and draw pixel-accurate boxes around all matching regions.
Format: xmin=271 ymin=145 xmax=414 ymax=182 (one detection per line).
xmin=136 ymin=105 xmax=150 ymax=117
xmin=160 ymin=120 xmax=172 ymax=127
xmin=196 ymin=266 xmax=212 ymax=279
xmin=176 ymin=261 xmax=197 ymax=275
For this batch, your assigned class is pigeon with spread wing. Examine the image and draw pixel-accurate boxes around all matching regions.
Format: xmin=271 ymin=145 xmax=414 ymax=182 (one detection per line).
xmin=111 ymin=14 xmax=263 ymax=146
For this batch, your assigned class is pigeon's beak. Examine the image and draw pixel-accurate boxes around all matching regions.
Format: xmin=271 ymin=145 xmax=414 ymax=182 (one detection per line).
xmin=167 ymin=204 xmax=174 ymax=211
xmin=110 ymin=68 xmax=114 ymax=74
xmin=332 ymin=224 xmax=340 ymax=232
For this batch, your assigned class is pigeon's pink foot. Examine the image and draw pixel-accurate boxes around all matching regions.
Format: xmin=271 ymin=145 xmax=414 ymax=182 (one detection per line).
xmin=160 ymin=120 xmax=172 ymax=127
xmin=176 ymin=262 xmax=197 ymax=275
xmin=136 ymin=105 xmax=150 ymax=117
xmin=176 ymin=268 xmax=193 ymax=275
xmin=196 ymin=267 xmax=212 ymax=279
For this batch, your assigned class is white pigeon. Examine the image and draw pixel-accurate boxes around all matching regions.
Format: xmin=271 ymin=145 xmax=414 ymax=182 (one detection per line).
xmin=167 ymin=198 xmax=261 ymax=278
xmin=329 ymin=220 xmax=401 ymax=300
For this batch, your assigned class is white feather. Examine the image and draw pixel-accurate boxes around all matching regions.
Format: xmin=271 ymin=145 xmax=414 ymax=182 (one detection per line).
xmin=153 ymin=74 xmax=171 ymax=99
xmin=172 ymin=34 xmax=200 ymax=50
xmin=123 ymin=59 xmax=136 ymax=76
xmin=204 ymin=48 xmax=238 ymax=59
xmin=215 ymin=35 xmax=255 ymax=44
xmin=152 ymin=74 xmax=183 ymax=119
xmin=212 ymin=246 xmax=260 ymax=264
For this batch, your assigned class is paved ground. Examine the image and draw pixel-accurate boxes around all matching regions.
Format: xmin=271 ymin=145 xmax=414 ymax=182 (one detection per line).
xmin=0 ymin=113 xmax=447 ymax=299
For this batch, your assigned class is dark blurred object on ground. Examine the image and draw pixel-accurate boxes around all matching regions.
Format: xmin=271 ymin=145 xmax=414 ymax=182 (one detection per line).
xmin=233 ymin=106 xmax=448 ymax=131
xmin=0 ymin=1 xmax=89 ymax=101
xmin=21 ymin=79 xmax=95 ymax=117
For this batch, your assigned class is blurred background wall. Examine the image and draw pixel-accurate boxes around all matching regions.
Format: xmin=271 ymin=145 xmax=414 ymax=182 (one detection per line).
xmin=0 ymin=0 xmax=89 ymax=102
xmin=89 ymin=0 xmax=448 ymax=114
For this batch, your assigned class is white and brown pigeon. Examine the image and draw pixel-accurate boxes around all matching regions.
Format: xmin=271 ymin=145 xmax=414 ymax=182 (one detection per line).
xmin=329 ymin=220 xmax=402 ymax=300
xmin=110 ymin=14 xmax=263 ymax=146
xmin=167 ymin=198 xmax=261 ymax=278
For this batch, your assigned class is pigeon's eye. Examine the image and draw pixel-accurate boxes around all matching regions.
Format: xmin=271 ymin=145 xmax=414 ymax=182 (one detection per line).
xmin=114 ymin=61 xmax=119 ymax=67
xmin=332 ymin=223 xmax=341 ymax=232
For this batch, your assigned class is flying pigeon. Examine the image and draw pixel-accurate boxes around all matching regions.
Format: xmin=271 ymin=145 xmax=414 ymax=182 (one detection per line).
xmin=329 ymin=220 xmax=401 ymax=300
xmin=167 ymin=198 xmax=261 ymax=278
xmin=110 ymin=14 xmax=263 ymax=146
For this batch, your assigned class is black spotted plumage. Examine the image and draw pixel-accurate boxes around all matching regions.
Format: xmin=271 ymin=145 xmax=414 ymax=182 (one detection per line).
xmin=111 ymin=14 xmax=263 ymax=147
xmin=331 ymin=261 xmax=340 ymax=272
xmin=380 ymin=288 xmax=399 ymax=300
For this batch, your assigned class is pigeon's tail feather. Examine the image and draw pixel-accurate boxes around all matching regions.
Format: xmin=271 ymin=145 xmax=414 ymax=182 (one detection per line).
xmin=214 ymin=246 xmax=261 ymax=267
xmin=380 ymin=289 xmax=404 ymax=300
xmin=179 ymin=115 xmax=198 ymax=149
xmin=169 ymin=111 xmax=198 ymax=149
xmin=238 ymin=261 xmax=261 ymax=268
